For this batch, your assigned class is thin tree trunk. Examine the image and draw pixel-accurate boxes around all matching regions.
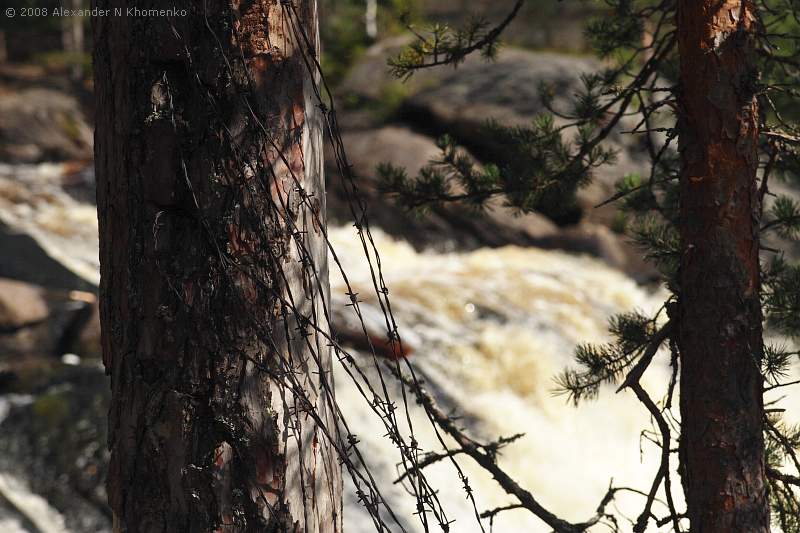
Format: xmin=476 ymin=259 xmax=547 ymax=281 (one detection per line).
xmin=70 ymin=0 xmax=84 ymax=80
xmin=62 ymin=0 xmax=85 ymax=80
xmin=0 ymin=31 xmax=7 ymax=64
xmin=677 ymin=1 xmax=769 ymax=531
xmin=365 ymin=0 xmax=377 ymax=40
xmin=92 ymin=1 xmax=342 ymax=531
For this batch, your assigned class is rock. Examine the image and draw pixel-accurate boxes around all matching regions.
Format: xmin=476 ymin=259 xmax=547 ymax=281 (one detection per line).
xmin=324 ymin=124 xmax=657 ymax=279
xmin=342 ymin=44 xmax=652 ymax=226
xmin=0 ymin=327 xmax=47 ymax=359
xmin=326 ymin=126 xmax=559 ymax=250
xmin=405 ymin=50 xmax=602 ymax=130
xmin=340 ymin=126 xmax=444 ymax=179
xmin=0 ymin=279 xmax=48 ymax=332
xmin=0 ymin=364 xmax=111 ymax=533
xmin=403 ymin=49 xmax=651 ymax=220
xmin=482 ymin=204 xmax=559 ymax=241
xmin=0 ymin=280 xmax=97 ymax=359
xmin=0 ymin=88 xmax=93 ymax=164
xmin=70 ymin=294 xmax=101 ymax=359
xmin=339 ymin=36 xmax=418 ymax=103
xmin=343 ymin=45 xmax=605 ymax=131
xmin=538 ymin=224 xmax=628 ymax=269
xmin=531 ymin=223 xmax=659 ymax=283
xmin=0 ymin=163 xmax=99 ymax=291
xmin=335 ymin=42 xmax=672 ymax=278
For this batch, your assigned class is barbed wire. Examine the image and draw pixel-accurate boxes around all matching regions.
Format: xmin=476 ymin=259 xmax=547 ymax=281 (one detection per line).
xmin=148 ymin=0 xmax=693 ymax=531
xmin=158 ymin=1 xmax=463 ymax=530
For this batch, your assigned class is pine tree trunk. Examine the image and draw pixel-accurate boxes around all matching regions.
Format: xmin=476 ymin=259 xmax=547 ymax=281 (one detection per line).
xmin=677 ymin=1 xmax=769 ymax=531
xmin=92 ymin=1 xmax=342 ymax=531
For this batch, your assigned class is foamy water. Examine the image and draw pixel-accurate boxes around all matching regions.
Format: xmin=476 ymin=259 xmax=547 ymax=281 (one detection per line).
xmin=1 ymin=162 xmax=798 ymax=531
xmin=0 ymin=473 xmax=70 ymax=533
xmin=326 ymin=226 xmax=686 ymax=532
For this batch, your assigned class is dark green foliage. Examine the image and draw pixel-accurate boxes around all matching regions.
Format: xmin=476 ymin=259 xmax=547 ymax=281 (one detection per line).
xmin=388 ymin=0 xmax=524 ymax=79
xmin=554 ymin=311 xmax=657 ymax=404
xmin=765 ymin=414 xmax=800 ymax=532
xmin=378 ymin=0 xmax=800 ymax=526
xmin=585 ymin=0 xmax=643 ymax=58
xmin=764 ymin=256 xmax=800 ymax=335
xmin=320 ymin=0 xmax=418 ymax=86
xmin=765 ymin=195 xmax=800 ymax=240
xmin=388 ymin=18 xmax=497 ymax=79
xmin=762 ymin=342 xmax=796 ymax=386
xmin=378 ymin=112 xmax=617 ymax=221
xmin=320 ymin=1 xmax=371 ymax=86
xmin=377 ymin=134 xmax=502 ymax=213
xmin=629 ymin=215 xmax=679 ymax=280
xmin=771 ymin=485 xmax=800 ymax=533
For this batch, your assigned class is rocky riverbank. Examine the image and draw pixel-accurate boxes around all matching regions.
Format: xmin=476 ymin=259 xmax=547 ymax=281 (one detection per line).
xmin=1 ymin=38 xmax=796 ymax=532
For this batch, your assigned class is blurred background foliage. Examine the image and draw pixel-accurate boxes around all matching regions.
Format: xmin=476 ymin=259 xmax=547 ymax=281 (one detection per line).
xmin=1 ymin=0 xmax=598 ymax=85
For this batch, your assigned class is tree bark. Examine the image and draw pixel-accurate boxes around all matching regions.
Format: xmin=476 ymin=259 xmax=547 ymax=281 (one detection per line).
xmin=677 ymin=1 xmax=769 ymax=531
xmin=92 ymin=1 xmax=342 ymax=531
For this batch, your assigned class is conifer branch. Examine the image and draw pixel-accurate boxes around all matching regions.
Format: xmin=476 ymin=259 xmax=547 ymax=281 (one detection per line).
xmin=389 ymin=0 xmax=526 ymax=78
xmin=616 ymin=320 xmax=673 ymax=393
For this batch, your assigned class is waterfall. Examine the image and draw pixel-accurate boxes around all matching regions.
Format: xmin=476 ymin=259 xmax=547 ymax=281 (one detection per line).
xmin=327 ymin=226 xmax=682 ymax=532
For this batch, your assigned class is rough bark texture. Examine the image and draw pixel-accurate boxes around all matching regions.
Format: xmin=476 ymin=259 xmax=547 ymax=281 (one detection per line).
xmin=92 ymin=1 xmax=342 ymax=531
xmin=677 ymin=1 xmax=769 ymax=531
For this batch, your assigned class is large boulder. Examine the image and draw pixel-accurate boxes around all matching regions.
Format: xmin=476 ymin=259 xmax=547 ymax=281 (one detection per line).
xmin=403 ymin=50 xmax=652 ymax=225
xmin=0 ymin=281 xmax=96 ymax=360
xmin=339 ymin=36 xmax=419 ymax=103
xmin=0 ymin=279 xmax=49 ymax=332
xmin=325 ymin=125 xmax=661 ymax=279
xmin=531 ymin=223 xmax=657 ymax=283
xmin=340 ymin=126 xmax=443 ymax=179
xmin=342 ymin=44 xmax=652 ymax=227
xmin=0 ymin=87 xmax=93 ymax=164
xmin=326 ymin=125 xmax=560 ymax=250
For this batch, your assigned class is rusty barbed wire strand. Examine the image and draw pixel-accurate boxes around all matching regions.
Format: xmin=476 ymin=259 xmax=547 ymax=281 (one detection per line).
xmin=161 ymin=3 xmax=456 ymax=531
xmin=149 ymin=0 xmax=704 ymax=531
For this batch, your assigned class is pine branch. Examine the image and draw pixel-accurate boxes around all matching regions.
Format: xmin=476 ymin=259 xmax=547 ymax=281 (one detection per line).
xmin=387 ymin=361 xmax=618 ymax=533
xmin=388 ymin=0 xmax=526 ymax=78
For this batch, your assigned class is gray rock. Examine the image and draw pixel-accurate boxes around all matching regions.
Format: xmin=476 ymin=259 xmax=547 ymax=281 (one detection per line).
xmin=531 ymin=223 xmax=658 ymax=283
xmin=406 ymin=50 xmax=602 ymax=128
xmin=0 ymin=279 xmax=49 ymax=332
xmin=325 ymin=122 xmax=660 ymax=278
xmin=0 ymin=88 xmax=93 ymax=164
xmin=326 ymin=126 xmax=559 ymax=250
xmin=0 ymin=286 xmax=95 ymax=360
xmin=341 ymin=126 xmax=443 ymax=179
xmin=405 ymin=49 xmax=650 ymax=216
xmin=339 ymin=36 xmax=417 ymax=103
xmin=342 ymin=44 xmax=653 ymax=225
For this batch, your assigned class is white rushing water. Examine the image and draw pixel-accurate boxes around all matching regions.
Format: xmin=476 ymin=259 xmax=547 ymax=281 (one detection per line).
xmin=0 ymin=473 xmax=70 ymax=533
xmin=0 ymin=162 xmax=100 ymax=287
xmin=0 ymin=396 xmax=69 ymax=533
xmin=2 ymin=162 xmax=799 ymax=531
xmin=326 ymin=226 xmax=684 ymax=532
